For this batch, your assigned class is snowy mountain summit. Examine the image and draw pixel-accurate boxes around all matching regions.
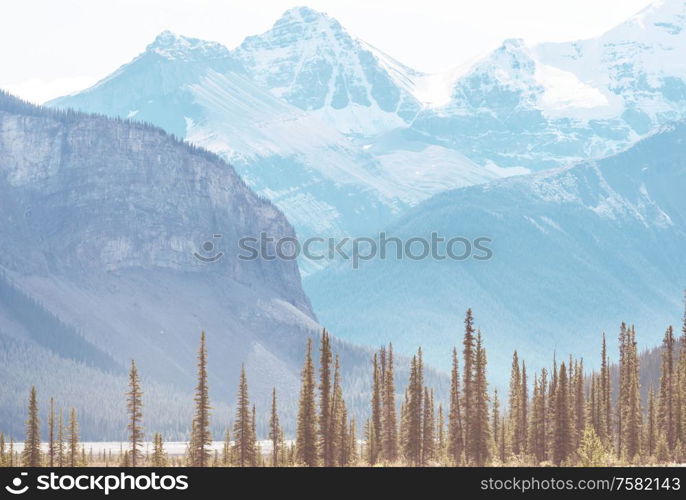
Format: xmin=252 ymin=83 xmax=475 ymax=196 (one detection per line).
xmin=234 ymin=6 xmax=422 ymax=136
xmin=146 ymin=30 xmax=232 ymax=61
xmin=415 ymin=0 xmax=686 ymax=169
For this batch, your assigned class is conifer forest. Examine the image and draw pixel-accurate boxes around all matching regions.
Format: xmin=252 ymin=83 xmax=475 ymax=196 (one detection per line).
xmin=3 ymin=306 xmax=686 ymax=468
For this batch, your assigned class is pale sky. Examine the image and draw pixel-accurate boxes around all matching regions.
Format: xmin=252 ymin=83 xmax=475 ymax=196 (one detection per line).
xmin=1 ymin=0 xmax=655 ymax=103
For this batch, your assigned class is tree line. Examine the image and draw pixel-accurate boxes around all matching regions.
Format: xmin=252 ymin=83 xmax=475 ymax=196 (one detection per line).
xmin=3 ymin=306 xmax=686 ymax=467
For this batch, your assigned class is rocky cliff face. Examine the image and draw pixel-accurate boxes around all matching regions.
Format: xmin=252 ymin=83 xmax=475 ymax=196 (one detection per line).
xmin=0 ymin=93 xmax=309 ymax=308
xmin=0 ymin=91 xmax=325 ymax=437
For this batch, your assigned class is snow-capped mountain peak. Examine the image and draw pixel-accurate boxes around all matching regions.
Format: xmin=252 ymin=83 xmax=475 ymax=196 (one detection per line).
xmin=273 ymin=5 xmax=345 ymax=32
xmin=146 ymin=30 xmax=231 ymax=61
xmin=233 ymin=6 xmax=422 ymax=136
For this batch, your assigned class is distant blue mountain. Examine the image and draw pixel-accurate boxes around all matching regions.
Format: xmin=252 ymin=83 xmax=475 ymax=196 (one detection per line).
xmin=306 ymin=122 xmax=686 ymax=382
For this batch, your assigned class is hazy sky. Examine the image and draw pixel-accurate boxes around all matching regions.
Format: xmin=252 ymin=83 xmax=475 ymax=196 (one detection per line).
xmin=1 ymin=0 xmax=654 ymax=103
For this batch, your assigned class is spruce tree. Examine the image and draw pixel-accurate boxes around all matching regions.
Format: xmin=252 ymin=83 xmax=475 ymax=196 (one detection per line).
xmin=0 ymin=433 xmax=5 ymax=467
xmin=192 ymin=331 xmax=211 ymax=467
xmin=421 ymin=388 xmax=435 ymax=465
xmin=437 ymin=403 xmax=445 ymax=462
xmin=48 ymin=397 xmax=55 ymax=468
xmin=337 ymin=402 xmax=349 ymax=466
xmin=552 ymin=362 xmax=571 ymax=465
xmin=330 ymin=355 xmax=347 ymax=466
xmin=617 ymin=323 xmax=628 ymax=455
xmin=233 ymin=365 xmax=255 ymax=467
xmin=646 ymin=388 xmax=657 ymax=457
xmin=382 ymin=344 xmax=398 ymax=462
xmin=318 ymin=329 xmax=334 ymax=466
xmin=624 ymin=327 xmax=642 ymax=461
xmin=251 ymin=405 xmax=258 ymax=465
xmin=492 ymin=389 xmax=500 ymax=461
xmin=269 ymin=388 xmax=281 ymax=467
xmin=151 ymin=433 xmax=167 ymax=466
xmin=23 ymin=386 xmax=41 ymax=467
xmin=349 ymin=418 xmax=358 ymax=465
xmin=678 ymin=295 xmax=686 ymax=445
xmin=364 ymin=418 xmax=376 ymax=465
xmin=600 ymin=334 xmax=611 ymax=443
xmin=528 ymin=373 xmax=545 ymax=463
xmin=521 ymin=361 xmax=528 ymax=455
xmin=57 ymin=408 xmax=65 ymax=467
xmin=462 ymin=309 xmax=476 ymax=460
xmin=221 ymin=429 xmax=231 ymax=466
xmin=508 ymin=351 xmax=523 ymax=456
xmin=573 ymin=359 xmax=585 ymax=451
xmin=547 ymin=355 xmax=558 ymax=460
xmin=472 ymin=331 xmax=491 ymax=465
xmin=658 ymin=326 xmax=676 ymax=450
xmin=448 ymin=348 xmax=464 ymax=465
xmin=68 ymin=408 xmax=79 ymax=467
xmin=127 ymin=360 xmax=144 ymax=467
xmin=404 ymin=351 xmax=423 ymax=465
xmin=370 ymin=351 xmax=382 ymax=464
xmin=296 ymin=338 xmax=318 ymax=466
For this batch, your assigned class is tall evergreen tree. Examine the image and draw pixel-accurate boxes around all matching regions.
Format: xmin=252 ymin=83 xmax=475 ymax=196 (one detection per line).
xmin=57 ymin=408 xmax=65 ymax=467
xmin=318 ymin=329 xmax=334 ymax=466
xmin=421 ymin=388 xmax=435 ymax=464
xmin=127 ymin=360 xmax=144 ymax=467
xmin=382 ymin=344 xmax=398 ymax=462
xmin=623 ymin=327 xmax=642 ymax=461
xmin=528 ymin=371 xmax=547 ymax=463
xmin=233 ymin=365 xmax=256 ymax=467
xmin=404 ymin=350 xmax=424 ymax=465
xmin=68 ymin=408 xmax=79 ymax=467
xmin=508 ymin=351 xmax=523 ymax=456
xmin=573 ymin=359 xmax=585 ymax=451
xmin=437 ymin=403 xmax=445 ymax=462
xmin=521 ymin=361 xmax=528 ymax=455
xmin=330 ymin=355 xmax=347 ymax=466
xmin=472 ymin=331 xmax=491 ymax=465
xmin=547 ymin=355 xmax=558 ymax=459
xmin=151 ymin=433 xmax=167 ymax=466
xmin=48 ymin=397 xmax=55 ymax=468
xmin=658 ymin=326 xmax=677 ymax=450
xmin=370 ymin=351 xmax=382 ymax=464
xmin=0 ymin=433 xmax=5 ymax=467
xmin=23 ymin=386 xmax=41 ymax=467
xmin=296 ymin=338 xmax=318 ymax=466
xmin=349 ymin=418 xmax=358 ymax=465
xmin=448 ymin=348 xmax=464 ymax=465
xmin=600 ymin=334 xmax=612 ymax=443
xmin=492 ymin=389 xmax=500 ymax=460
xmin=462 ymin=309 xmax=476 ymax=460
xmin=646 ymin=388 xmax=657 ymax=457
xmin=191 ymin=331 xmax=211 ymax=467
xmin=552 ymin=362 xmax=571 ymax=465
xmin=678 ymin=302 xmax=686 ymax=445
xmin=269 ymin=388 xmax=281 ymax=467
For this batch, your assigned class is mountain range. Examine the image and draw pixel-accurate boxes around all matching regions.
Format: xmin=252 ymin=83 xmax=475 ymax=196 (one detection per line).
xmin=3 ymin=1 xmax=685 ymax=403
xmin=49 ymin=2 xmax=686 ymax=270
